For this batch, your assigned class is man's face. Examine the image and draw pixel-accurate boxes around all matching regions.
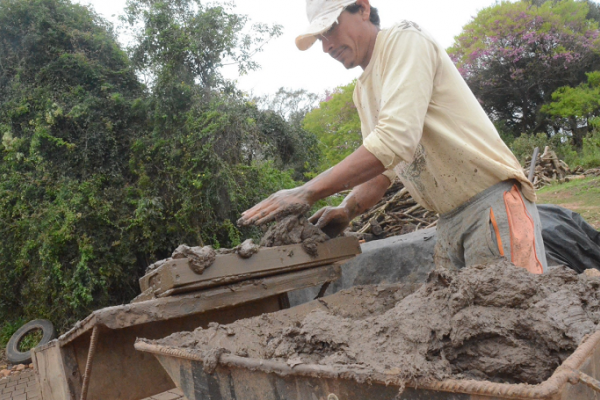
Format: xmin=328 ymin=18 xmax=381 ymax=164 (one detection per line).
xmin=319 ymin=10 xmax=370 ymax=69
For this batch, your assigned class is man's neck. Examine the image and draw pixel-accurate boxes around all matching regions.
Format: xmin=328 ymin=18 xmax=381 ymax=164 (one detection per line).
xmin=360 ymin=25 xmax=381 ymax=70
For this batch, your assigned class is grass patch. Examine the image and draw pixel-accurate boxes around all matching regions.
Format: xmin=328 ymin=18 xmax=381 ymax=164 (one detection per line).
xmin=0 ymin=319 xmax=26 ymax=349
xmin=537 ymin=176 xmax=600 ymax=229
xmin=17 ymin=329 xmax=42 ymax=353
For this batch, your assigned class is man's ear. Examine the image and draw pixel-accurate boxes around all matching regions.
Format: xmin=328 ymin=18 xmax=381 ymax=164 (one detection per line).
xmin=356 ymin=0 xmax=371 ymax=21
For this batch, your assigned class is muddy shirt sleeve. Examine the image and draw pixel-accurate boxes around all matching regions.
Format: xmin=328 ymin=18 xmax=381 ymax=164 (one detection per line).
xmin=382 ymin=168 xmax=396 ymax=184
xmin=363 ymin=30 xmax=439 ymax=169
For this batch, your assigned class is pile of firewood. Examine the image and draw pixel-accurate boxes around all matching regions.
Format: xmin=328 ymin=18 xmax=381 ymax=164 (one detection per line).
xmin=584 ymin=168 xmax=600 ymax=177
xmin=347 ymin=180 xmax=438 ymax=240
xmin=523 ymin=146 xmax=573 ymax=189
xmin=521 ymin=146 xmax=600 ymax=188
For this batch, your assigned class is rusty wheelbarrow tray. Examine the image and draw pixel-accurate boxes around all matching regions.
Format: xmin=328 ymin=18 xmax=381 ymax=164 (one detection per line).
xmin=31 ymin=237 xmax=362 ymax=400
xmin=135 ymin=328 xmax=600 ymax=400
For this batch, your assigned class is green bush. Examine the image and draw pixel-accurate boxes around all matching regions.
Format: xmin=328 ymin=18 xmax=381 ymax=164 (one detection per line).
xmin=0 ymin=0 xmax=315 ymax=333
xmin=303 ymin=81 xmax=363 ymax=173
xmin=0 ymin=318 xmax=42 ymax=353
xmin=511 ymin=133 xmax=571 ymax=163
xmin=572 ymin=130 xmax=600 ymax=169
xmin=0 ymin=0 xmax=146 ymax=331
xmin=0 ymin=319 xmax=26 ymax=349
xmin=510 ymin=131 xmax=600 ymax=170
xmin=511 ymin=133 xmax=551 ymax=163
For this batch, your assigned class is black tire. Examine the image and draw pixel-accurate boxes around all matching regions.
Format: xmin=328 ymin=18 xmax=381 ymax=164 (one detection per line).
xmin=6 ymin=319 xmax=56 ymax=364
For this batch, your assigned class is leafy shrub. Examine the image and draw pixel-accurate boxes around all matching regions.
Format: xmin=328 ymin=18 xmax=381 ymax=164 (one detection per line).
xmin=303 ymin=81 xmax=363 ymax=173
xmin=510 ymin=131 xmax=600 ymax=169
xmin=0 ymin=0 xmax=315 ymax=332
xmin=0 ymin=0 xmax=145 ymax=331
xmin=0 ymin=319 xmax=26 ymax=349
xmin=510 ymin=133 xmax=569 ymax=163
xmin=573 ymin=130 xmax=600 ymax=168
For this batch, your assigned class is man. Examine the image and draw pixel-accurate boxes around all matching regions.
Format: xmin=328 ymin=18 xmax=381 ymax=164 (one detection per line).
xmin=239 ymin=0 xmax=547 ymax=274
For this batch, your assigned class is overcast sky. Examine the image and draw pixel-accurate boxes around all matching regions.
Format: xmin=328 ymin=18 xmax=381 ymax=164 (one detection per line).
xmin=75 ymin=0 xmax=504 ymax=97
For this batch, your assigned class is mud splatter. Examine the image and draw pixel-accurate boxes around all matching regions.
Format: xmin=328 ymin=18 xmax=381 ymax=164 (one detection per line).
xmin=236 ymin=239 xmax=260 ymax=259
xmin=215 ymin=239 xmax=260 ymax=259
xmin=172 ymin=245 xmax=217 ymax=274
xmin=155 ymin=262 xmax=600 ymax=385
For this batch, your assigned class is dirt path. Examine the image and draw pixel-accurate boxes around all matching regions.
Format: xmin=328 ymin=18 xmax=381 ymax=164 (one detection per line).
xmin=537 ymin=177 xmax=600 ymax=229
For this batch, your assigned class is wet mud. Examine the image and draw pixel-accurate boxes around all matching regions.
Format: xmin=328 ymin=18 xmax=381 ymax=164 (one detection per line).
xmin=172 ymin=245 xmax=217 ymax=274
xmin=236 ymin=239 xmax=260 ymax=258
xmin=155 ymin=261 xmax=600 ymax=385
xmin=148 ymin=205 xmax=327 ymax=276
xmin=260 ymin=214 xmax=329 ymax=256
xmin=213 ymin=239 xmax=260 ymax=258
xmin=146 ymin=239 xmax=261 ymax=276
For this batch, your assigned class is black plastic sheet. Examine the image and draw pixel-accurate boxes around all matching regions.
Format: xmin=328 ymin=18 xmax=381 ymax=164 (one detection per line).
xmin=538 ymin=204 xmax=600 ymax=272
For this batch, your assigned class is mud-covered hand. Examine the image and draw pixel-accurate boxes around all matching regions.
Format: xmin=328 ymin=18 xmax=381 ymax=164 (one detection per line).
xmin=309 ymin=205 xmax=352 ymax=239
xmin=238 ymin=187 xmax=313 ymax=227
xmin=239 ymin=146 xmax=387 ymax=228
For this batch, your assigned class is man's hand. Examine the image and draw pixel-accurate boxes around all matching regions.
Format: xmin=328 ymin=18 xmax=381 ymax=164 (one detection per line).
xmin=237 ymin=187 xmax=313 ymax=227
xmin=309 ymin=206 xmax=352 ymax=238
xmin=238 ymin=146 xmax=386 ymax=227
xmin=310 ymin=174 xmax=392 ymax=237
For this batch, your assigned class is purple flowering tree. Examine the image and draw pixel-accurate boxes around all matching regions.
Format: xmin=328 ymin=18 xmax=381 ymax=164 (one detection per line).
xmin=448 ymin=0 xmax=600 ymax=138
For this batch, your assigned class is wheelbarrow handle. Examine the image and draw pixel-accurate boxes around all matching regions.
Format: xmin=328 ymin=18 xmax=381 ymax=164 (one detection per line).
xmin=579 ymin=371 xmax=600 ymax=392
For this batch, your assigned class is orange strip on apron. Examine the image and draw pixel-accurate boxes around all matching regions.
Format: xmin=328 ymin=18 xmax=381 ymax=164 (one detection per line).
xmin=503 ymin=185 xmax=543 ymax=274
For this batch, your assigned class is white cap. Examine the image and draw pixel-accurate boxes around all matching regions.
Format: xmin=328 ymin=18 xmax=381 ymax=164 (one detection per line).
xmin=296 ymin=0 xmax=357 ymax=51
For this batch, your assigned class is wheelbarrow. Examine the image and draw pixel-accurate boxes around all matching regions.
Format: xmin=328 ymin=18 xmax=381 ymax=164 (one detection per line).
xmin=32 ymin=236 xmax=361 ymax=400
xmin=135 ymin=301 xmax=600 ymax=400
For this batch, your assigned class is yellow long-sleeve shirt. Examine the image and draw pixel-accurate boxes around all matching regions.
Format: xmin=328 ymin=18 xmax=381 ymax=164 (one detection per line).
xmin=354 ymin=21 xmax=534 ymax=215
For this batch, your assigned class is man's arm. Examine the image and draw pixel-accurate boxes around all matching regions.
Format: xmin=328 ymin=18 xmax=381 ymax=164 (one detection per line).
xmin=238 ymin=145 xmax=386 ymax=226
xmin=239 ymin=30 xmax=438 ymax=227
xmin=362 ymin=29 xmax=438 ymax=171
xmin=309 ymin=174 xmax=391 ymax=238
xmin=303 ymin=145 xmax=387 ymax=201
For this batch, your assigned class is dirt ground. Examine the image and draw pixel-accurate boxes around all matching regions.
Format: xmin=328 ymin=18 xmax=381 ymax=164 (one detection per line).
xmin=537 ymin=176 xmax=600 ymax=229
xmin=154 ymin=261 xmax=600 ymax=386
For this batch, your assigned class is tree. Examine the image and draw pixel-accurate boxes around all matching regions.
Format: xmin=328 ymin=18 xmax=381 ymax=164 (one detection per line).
xmin=0 ymin=0 xmax=145 ymax=329
xmin=542 ymin=71 xmax=600 ymax=145
xmin=526 ymin=0 xmax=600 ymax=24
xmin=0 ymin=0 xmax=309 ymax=331
xmin=587 ymin=0 xmax=600 ymax=23
xmin=449 ymin=0 xmax=600 ymax=139
xmin=254 ymin=88 xmax=322 ymax=179
xmin=0 ymin=0 xmax=143 ymax=179
xmin=122 ymin=0 xmax=307 ymax=253
xmin=123 ymin=0 xmax=282 ymax=94
xmin=256 ymin=87 xmax=319 ymax=122
xmin=303 ymin=81 xmax=363 ymax=172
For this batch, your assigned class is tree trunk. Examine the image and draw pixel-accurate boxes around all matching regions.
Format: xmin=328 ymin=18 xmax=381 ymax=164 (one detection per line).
xmin=570 ymin=117 xmax=586 ymax=150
